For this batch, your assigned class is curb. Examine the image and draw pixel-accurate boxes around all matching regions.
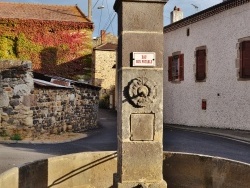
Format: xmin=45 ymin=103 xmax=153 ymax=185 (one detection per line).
xmin=0 ymin=133 xmax=88 ymax=144
xmin=0 ymin=121 xmax=104 ymax=145
xmin=165 ymin=124 xmax=250 ymax=144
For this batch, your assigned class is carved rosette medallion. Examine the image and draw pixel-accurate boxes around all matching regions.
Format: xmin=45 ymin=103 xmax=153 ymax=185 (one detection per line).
xmin=128 ymin=77 xmax=157 ymax=107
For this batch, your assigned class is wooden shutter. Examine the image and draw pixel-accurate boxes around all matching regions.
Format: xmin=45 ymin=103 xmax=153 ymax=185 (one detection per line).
xmin=196 ymin=49 xmax=206 ymax=81
xmin=179 ymin=54 xmax=184 ymax=81
xmin=168 ymin=56 xmax=173 ymax=81
xmin=241 ymin=41 xmax=250 ymax=78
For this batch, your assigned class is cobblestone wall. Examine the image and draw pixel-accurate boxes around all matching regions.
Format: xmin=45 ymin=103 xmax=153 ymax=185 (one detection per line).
xmin=32 ymin=86 xmax=99 ymax=136
xmin=0 ymin=60 xmax=34 ymax=138
xmin=0 ymin=60 xmax=99 ymax=139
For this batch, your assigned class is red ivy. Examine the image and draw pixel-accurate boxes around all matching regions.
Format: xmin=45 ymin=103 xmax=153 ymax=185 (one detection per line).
xmin=0 ymin=18 xmax=93 ymax=79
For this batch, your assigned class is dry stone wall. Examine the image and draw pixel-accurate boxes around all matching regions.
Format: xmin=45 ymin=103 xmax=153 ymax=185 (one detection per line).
xmin=0 ymin=60 xmax=34 ymax=138
xmin=0 ymin=60 xmax=99 ymax=139
xmin=32 ymin=86 xmax=99 ymax=136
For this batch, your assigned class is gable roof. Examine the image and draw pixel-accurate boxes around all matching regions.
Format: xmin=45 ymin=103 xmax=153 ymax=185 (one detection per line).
xmin=164 ymin=0 xmax=250 ymax=33
xmin=0 ymin=2 xmax=90 ymax=23
xmin=94 ymin=43 xmax=117 ymax=51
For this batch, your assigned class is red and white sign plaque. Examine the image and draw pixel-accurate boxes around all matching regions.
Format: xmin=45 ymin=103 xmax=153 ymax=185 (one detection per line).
xmin=132 ymin=52 xmax=156 ymax=67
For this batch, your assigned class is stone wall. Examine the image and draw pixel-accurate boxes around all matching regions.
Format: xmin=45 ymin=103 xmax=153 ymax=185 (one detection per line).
xmin=93 ymin=50 xmax=116 ymax=100
xmin=0 ymin=60 xmax=100 ymax=139
xmin=32 ymin=86 xmax=99 ymax=135
xmin=0 ymin=60 xmax=34 ymax=138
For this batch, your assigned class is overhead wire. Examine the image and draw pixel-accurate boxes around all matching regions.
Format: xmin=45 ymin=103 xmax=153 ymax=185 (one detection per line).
xmin=92 ymin=0 xmax=100 ymax=9
xmin=97 ymin=0 xmax=105 ymax=35
xmin=105 ymin=13 xmax=116 ymax=32
xmin=103 ymin=11 xmax=116 ymax=30
xmin=105 ymin=0 xmax=115 ymax=34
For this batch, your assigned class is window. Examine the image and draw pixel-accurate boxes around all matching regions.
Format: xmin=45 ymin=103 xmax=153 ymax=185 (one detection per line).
xmin=168 ymin=54 xmax=184 ymax=81
xmin=196 ymin=49 xmax=206 ymax=81
xmin=187 ymin=28 xmax=190 ymax=36
xmin=240 ymin=41 xmax=250 ymax=78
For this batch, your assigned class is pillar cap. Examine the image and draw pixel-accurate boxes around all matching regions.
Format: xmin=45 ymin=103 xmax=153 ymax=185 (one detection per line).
xmin=114 ymin=0 xmax=168 ymax=12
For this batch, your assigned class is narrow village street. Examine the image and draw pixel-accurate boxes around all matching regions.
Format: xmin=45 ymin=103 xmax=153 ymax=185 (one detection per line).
xmin=0 ymin=109 xmax=250 ymax=174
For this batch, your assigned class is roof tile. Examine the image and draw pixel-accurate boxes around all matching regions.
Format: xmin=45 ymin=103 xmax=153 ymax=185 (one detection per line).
xmin=94 ymin=43 xmax=117 ymax=51
xmin=0 ymin=2 xmax=90 ymax=22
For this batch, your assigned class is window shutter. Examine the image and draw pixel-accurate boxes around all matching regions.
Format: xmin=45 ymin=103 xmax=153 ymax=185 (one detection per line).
xmin=179 ymin=54 xmax=184 ymax=81
xmin=196 ymin=49 xmax=206 ymax=81
xmin=241 ymin=41 xmax=250 ymax=78
xmin=168 ymin=56 xmax=173 ymax=81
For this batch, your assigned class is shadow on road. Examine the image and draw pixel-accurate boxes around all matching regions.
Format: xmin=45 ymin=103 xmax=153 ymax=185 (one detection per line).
xmin=0 ymin=109 xmax=118 ymax=156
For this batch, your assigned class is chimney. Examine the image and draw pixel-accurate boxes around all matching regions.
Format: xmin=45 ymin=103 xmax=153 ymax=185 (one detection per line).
xmin=170 ymin=6 xmax=184 ymax=23
xmin=101 ymin=30 xmax=106 ymax=44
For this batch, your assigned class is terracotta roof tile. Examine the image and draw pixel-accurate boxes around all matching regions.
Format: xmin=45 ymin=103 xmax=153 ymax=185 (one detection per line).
xmin=94 ymin=43 xmax=117 ymax=51
xmin=0 ymin=2 xmax=90 ymax=22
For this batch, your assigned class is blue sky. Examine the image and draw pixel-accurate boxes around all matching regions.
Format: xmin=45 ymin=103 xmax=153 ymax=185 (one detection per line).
xmin=0 ymin=0 xmax=222 ymax=37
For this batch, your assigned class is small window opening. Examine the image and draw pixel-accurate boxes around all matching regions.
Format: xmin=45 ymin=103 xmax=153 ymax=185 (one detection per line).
xmin=187 ymin=28 xmax=190 ymax=36
xmin=172 ymin=55 xmax=179 ymax=80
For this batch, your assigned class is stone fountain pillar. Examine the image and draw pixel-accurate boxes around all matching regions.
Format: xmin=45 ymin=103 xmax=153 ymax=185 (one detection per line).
xmin=113 ymin=0 xmax=167 ymax=187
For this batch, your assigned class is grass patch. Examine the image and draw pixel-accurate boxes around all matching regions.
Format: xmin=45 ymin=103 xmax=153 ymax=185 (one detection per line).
xmin=10 ymin=133 xmax=22 ymax=141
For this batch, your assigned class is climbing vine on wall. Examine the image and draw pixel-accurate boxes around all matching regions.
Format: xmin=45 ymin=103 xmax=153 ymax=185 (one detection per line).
xmin=0 ymin=18 xmax=93 ymax=79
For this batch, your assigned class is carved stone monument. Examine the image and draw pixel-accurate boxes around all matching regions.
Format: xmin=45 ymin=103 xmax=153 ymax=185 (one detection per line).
xmin=113 ymin=0 xmax=167 ymax=187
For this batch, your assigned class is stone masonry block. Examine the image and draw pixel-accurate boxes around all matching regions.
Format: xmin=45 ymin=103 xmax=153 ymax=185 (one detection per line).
xmin=117 ymin=69 xmax=163 ymax=141
xmin=121 ymin=2 xmax=164 ymax=32
xmin=130 ymin=113 xmax=154 ymax=141
xmin=117 ymin=33 xmax=163 ymax=69
xmin=119 ymin=141 xmax=163 ymax=182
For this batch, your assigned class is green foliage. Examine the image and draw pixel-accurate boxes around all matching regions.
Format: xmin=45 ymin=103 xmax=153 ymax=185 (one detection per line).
xmin=99 ymin=94 xmax=110 ymax=109
xmin=10 ymin=133 xmax=22 ymax=141
xmin=84 ymin=54 xmax=92 ymax=67
xmin=0 ymin=35 xmax=17 ymax=59
xmin=16 ymin=33 xmax=42 ymax=60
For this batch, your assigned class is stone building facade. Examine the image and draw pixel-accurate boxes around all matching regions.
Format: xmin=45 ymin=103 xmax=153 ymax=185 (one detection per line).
xmin=164 ymin=0 xmax=250 ymax=130
xmin=93 ymin=30 xmax=118 ymax=48
xmin=92 ymin=44 xmax=117 ymax=89
xmin=92 ymin=43 xmax=117 ymax=108
xmin=0 ymin=60 xmax=100 ymax=139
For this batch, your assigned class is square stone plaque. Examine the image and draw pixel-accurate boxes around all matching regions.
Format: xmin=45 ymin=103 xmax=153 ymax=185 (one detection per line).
xmin=130 ymin=113 xmax=154 ymax=141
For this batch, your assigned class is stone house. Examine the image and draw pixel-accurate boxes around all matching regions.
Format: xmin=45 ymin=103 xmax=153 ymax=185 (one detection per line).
xmin=0 ymin=2 xmax=93 ymax=81
xmin=164 ymin=0 xmax=250 ymax=130
xmin=0 ymin=60 xmax=100 ymax=139
xmin=92 ymin=30 xmax=117 ymax=108
xmin=93 ymin=30 xmax=118 ymax=47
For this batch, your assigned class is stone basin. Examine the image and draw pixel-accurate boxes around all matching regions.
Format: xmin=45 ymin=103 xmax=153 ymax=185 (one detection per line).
xmin=0 ymin=151 xmax=249 ymax=188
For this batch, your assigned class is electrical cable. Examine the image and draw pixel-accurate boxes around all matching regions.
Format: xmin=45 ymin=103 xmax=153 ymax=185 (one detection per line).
xmin=105 ymin=0 xmax=114 ymax=34
xmin=92 ymin=0 xmax=101 ymax=9
xmin=103 ymin=11 xmax=115 ymax=30
xmin=105 ymin=13 xmax=116 ymax=32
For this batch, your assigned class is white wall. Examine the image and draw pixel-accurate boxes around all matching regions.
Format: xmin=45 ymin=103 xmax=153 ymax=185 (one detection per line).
xmin=164 ymin=3 xmax=250 ymax=130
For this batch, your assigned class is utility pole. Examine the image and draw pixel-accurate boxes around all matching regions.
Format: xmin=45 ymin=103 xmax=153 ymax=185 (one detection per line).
xmin=88 ymin=0 xmax=92 ymax=21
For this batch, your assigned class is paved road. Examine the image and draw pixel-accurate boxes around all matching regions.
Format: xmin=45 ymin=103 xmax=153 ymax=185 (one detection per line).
xmin=1 ymin=109 xmax=250 ymax=173
xmin=164 ymin=127 xmax=250 ymax=164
